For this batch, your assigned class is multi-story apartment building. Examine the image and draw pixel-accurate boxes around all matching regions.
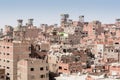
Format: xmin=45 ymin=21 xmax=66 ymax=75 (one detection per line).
xmin=17 ymin=58 xmax=49 ymax=80
xmin=58 ymin=55 xmax=82 ymax=74
xmin=0 ymin=39 xmax=31 ymax=80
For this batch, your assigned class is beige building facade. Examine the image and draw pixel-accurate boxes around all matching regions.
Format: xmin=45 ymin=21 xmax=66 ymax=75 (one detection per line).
xmin=17 ymin=58 xmax=49 ymax=80
xmin=0 ymin=39 xmax=30 ymax=80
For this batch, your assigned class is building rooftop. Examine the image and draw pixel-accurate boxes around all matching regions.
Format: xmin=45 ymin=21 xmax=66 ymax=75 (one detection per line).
xmin=55 ymin=73 xmax=87 ymax=80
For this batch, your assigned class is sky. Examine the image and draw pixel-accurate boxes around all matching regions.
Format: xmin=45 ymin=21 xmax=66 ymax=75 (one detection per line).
xmin=0 ymin=0 xmax=120 ymax=28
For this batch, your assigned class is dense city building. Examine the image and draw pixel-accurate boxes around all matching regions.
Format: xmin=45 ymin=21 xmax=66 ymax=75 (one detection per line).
xmin=0 ymin=14 xmax=120 ymax=80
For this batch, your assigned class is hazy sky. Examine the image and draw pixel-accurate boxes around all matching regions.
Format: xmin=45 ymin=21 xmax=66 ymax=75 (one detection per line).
xmin=0 ymin=0 xmax=120 ymax=28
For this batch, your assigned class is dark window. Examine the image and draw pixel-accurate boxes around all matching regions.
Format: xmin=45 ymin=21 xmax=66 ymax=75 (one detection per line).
xmin=59 ymin=66 xmax=62 ymax=69
xmin=6 ymin=76 xmax=10 ymax=80
xmin=30 ymin=68 xmax=34 ymax=71
xmin=40 ymin=75 xmax=45 ymax=78
xmin=7 ymin=53 xmax=10 ymax=55
xmin=63 ymin=49 xmax=66 ymax=53
xmin=40 ymin=67 xmax=44 ymax=71
xmin=7 ymin=73 xmax=10 ymax=75
xmin=111 ymin=50 xmax=114 ymax=52
xmin=1 ymin=76 xmax=4 ymax=78
xmin=7 ymin=67 xmax=10 ymax=69
xmin=115 ymin=42 xmax=119 ymax=44
xmin=64 ymin=68 xmax=67 ymax=70
xmin=7 ymin=60 xmax=10 ymax=63
xmin=7 ymin=47 xmax=9 ymax=49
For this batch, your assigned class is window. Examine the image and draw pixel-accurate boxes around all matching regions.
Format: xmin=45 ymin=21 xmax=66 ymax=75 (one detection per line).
xmin=59 ymin=66 xmax=62 ymax=69
xmin=40 ymin=67 xmax=44 ymax=71
xmin=46 ymin=66 xmax=48 ymax=70
xmin=7 ymin=67 xmax=10 ymax=69
xmin=7 ymin=53 xmax=10 ymax=55
xmin=1 ymin=76 xmax=4 ymax=79
xmin=64 ymin=68 xmax=67 ymax=70
xmin=7 ymin=60 xmax=10 ymax=63
xmin=115 ymin=49 xmax=119 ymax=52
xmin=7 ymin=73 xmax=10 ymax=75
xmin=6 ymin=76 xmax=10 ymax=80
xmin=115 ymin=42 xmax=119 ymax=45
xmin=111 ymin=50 xmax=114 ymax=52
xmin=93 ymin=28 xmax=95 ymax=30
xmin=7 ymin=46 xmax=10 ymax=49
xmin=31 ymin=75 xmax=35 ymax=79
xmin=30 ymin=68 xmax=34 ymax=71
xmin=40 ymin=75 xmax=45 ymax=78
